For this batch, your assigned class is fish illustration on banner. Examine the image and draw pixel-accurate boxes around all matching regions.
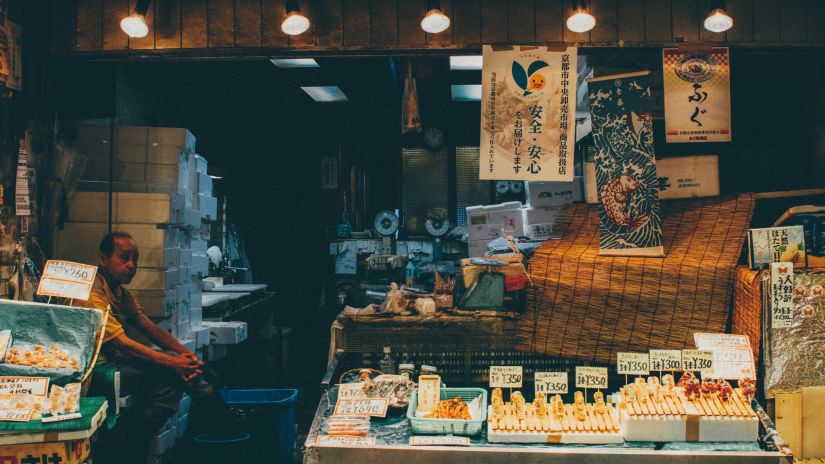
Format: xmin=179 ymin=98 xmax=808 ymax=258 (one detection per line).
xmin=480 ymin=45 xmax=577 ymax=182
xmin=587 ymin=71 xmax=664 ymax=257
xmin=663 ymin=47 xmax=731 ymax=143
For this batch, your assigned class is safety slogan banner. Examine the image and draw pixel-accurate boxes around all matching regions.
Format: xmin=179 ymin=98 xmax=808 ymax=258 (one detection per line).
xmin=663 ymin=47 xmax=731 ymax=143
xmin=480 ymin=45 xmax=577 ymax=181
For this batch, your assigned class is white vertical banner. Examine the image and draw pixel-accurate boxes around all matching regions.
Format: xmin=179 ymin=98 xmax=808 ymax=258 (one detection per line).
xmin=480 ymin=45 xmax=577 ymax=181
xmin=770 ymin=262 xmax=794 ymax=329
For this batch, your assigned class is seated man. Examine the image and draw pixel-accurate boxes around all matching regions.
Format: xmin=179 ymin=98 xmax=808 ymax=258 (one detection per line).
xmin=75 ymin=231 xmax=226 ymax=462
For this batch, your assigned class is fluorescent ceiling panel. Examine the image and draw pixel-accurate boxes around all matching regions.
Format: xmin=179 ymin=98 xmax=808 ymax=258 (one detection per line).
xmin=451 ymin=84 xmax=482 ymax=101
xmin=270 ymin=58 xmax=320 ymax=68
xmin=301 ymin=86 xmax=348 ymax=102
xmin=450 ymin=55 xmax=483 ymax=70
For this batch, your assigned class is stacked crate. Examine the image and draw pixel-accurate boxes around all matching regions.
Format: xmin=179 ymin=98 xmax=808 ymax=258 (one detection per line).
xmin=54 ymin=125 xmax=217 ymax=348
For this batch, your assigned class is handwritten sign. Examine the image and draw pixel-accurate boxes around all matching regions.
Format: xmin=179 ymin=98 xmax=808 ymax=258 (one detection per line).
xmin=416 ymin=375 xmax=442 ymax=413
xmin=693 ymin=333 xmax=756 ymax=380
xmin=0 ymin=377 xmax=49 ymax=396
xmin=37 ymin=260 xmax=98 ymax=301
xmin=0 ymin=408 xmax=33 ymax=422
xmin=575 ymin=366 xmax=608 ymax=389
xmin=489 ymin=366 xmax=523 ymax=388
xmin=337 ymin=383 xmax=367 ymax=399
xmin=410 ymin=436 xmax=470 ymax=446
xmin=617 ymin=353 xmax=650 ymax=375
xmin=650 ymin=350 xmax=682 ymax=371
xmin=334 ymin=398 xmax=389 ymax=418
xmin=770 ymin=262 xmax=794 ymax=329
xmin=316 ymin=435 xmax=376 ymax=447
xmin=534 ymin=372 xmax=568 ymax=394
xmin=682 ymin=350 xmax=714 ymax=372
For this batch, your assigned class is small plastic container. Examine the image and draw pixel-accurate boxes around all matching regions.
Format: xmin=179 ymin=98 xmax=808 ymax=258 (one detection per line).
xmin=406 ymin=387 xmax=487 ymax=436
xmin=193 ymin=433 xmax=251 ymax=464
xmin=220 ymin=388 xmax=298 ymax=464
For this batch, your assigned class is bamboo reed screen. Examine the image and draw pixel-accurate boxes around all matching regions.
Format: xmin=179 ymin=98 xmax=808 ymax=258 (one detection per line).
xmin=732 ymin=266 xmax=767 ymax=360
xmin=518 ymin=194 xmax=755 ymax=364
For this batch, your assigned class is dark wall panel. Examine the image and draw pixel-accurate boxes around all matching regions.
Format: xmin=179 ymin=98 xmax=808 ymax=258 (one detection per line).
xmin=129 ymin=0 xmax=155 ymax=49
xmin=156 ymin=0 xmax=182 ymax=49
xmin=590 ymin=0 xmax=617 ymax=43
xmin=235 ymin=0 xmax=262 ymax=48
xmin=343 ymin=0 xmax=371 ymax=46
xmin=644 ymin=0 xmax=671 ymax=43
xmin=102 ymin=0 xmax=129 ymax=50
xmin=261 ymin=0 xmax=289 ymax=48
xmin=453 ymin=0 xmax=481 ymax=45
xmin=76 ymin=0 xmax=103 ymax=51
xmin=671 ymin=0 xmax=699 ymax=42
xmin=535 ymin=0 xmax=563 ymax=43
xmin=617 ymin=0 xmax=644 ymax=43
xmin=480 ymin=0 xmax=507 ymax=43
xmin=398 ymin=0 xmax=426 ymax=46
xmin=507 ymin=0 xmax=536 ymax=44
xmin=427 ymin=0 xmax=454 ymax=45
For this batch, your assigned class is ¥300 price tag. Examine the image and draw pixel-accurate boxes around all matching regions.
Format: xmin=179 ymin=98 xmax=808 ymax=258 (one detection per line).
xmin=617 ymin=353 xmax=650 ymax=375
xmin=334 ymin=398 xmax=389 ymax=418
xmin=534 ymin=372 xmax=568 ymax=394
xmin=650 ymin=350 xmax=682 ymax=371
xmin=682 ymin=350 xmax=714 ymax=372
xmin=575 ymin=366 xmax=608 ymax=389
xmin=489 ymin=366 xmax=523 ymax=388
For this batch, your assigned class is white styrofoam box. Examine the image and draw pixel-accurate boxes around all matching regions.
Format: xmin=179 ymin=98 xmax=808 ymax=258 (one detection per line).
xmin=132 ymin=289 xmax=176 ymax=318
xmin=469 ymin=240 xmax=489 ymax=258
xmin=190 ymin=307 xmax=203 ymax=328
xmin=177 ymin=394 xmax=192 ymax=419
xmin=467 ymin=204 xmax=524 ymax=240
xmin=176 ymin=303 xmax=189 ymax=325
xmin=179 ymin=338 xmax=195 ymax=352
xmin=199 ymin=195 xmax=218 ymax=220
xmin=192 ymin=238 xmax=208 ymax=254
xmin=176 ymin=284 xmax=191 ymax=305
xmin=207 ymin=343 xmax=228 ymax=361
xmin=126 ymin=268 xmax=178 ymax=291
xmin=145 ymin=163 xmax=182 ymax=186
xmin=163 ymin=248 xmax=180 ymax=268
xmin=178 ymin=229 xmax=192 ymax=250
xmin=120 ymin=162 xmax=147 ymax=183
xmin=197 ymin=172 xmax=212 ymax=196
xmin=194 ymin=154 xmax=208 ymax=174
xmin=53 ymin=222 xmax=179 ymax=268
xmin=191 ymin=253 xmax=209 ymax=276
xmin=149 ymin=426 xmax=177 ymax=457
xmin=147 ymin=126 xmax=196 ymax=153
xmin=183 ymin=208 xmax=202 ymax=228
xmin=155 ymin=318 xmax=174 ymax=334
xmin=176 ymin=413 xmax=189 ymax=439
xmin=117 ymin=126 xmax=150 ymax=145
xmin=524 ymin=223 xmax=555 ymax=241
xmin=193 ymin=327 xmax=209 ymax=349
xmin=202 ymin=321 xmax=248 ymax=345
xmin=177 ymin=266 xmax=190 ymax=285
xmin=525 ymin=176 xmax=584 ymax=208
xmin=179 ymin=248 xmax=192 ymax=267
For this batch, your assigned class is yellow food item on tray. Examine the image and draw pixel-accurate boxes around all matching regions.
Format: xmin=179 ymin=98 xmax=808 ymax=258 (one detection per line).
xmin=5 ymin=344 xmax=80 ymax=370
xmin=425 ymin=397 xmax=472 ymax=420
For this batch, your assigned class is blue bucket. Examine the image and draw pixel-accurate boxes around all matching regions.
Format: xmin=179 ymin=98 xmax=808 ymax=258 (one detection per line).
xmin=220 ymin=389 xmax=298 ymax=464
xmin=193 ymin=433 xmax=251 ymax=464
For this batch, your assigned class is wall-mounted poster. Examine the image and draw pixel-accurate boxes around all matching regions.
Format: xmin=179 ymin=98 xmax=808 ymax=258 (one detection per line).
xmin=663 ymin=47 xmax=731 ymax=143
xmin=588 ymin=71 xmax=664 ymax=257
xmin=480 ymin=45 xmax=577 ymax=182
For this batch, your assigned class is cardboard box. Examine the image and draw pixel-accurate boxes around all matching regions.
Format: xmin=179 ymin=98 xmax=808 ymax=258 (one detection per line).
xmin=147 ymin=146 xmax=187 ymax=165
xmin=148 ymin=127 xmax=196 ymax=153
xmin=132 ymin=289 xmax=176 ymax=318
xmin=176 ymin=413 xmax=190 ymax=439
xmin=126 ymin=268 xmax=178 ymax=291
xmin=525 ymin=176 xmax=584 ymax=208
xmin=116 ymin=144 xmax=148 ymax=163
xmin=467 ymin=202 xmax=524 ymax=241
xmin=177 ymin=394 xmax=192 ymax=419
xmin=53 ymin=222 xmax=180 ymax=268
xmin=584 ymin=155 xmax=720 ymax=203
xmin=202 ymin=321 xmax=248 ymax=345
xmin=68 ymin=192 xmax=183 ymax=224
xmin=117 ymin=126 xmax=150 ymax=145
xmin=190 ymin=307 xmax=202 ymax=328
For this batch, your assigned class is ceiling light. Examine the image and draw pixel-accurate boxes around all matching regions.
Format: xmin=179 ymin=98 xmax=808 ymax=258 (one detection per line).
xmin=301 ymin=86 xmax=348 ymax=102
xmin=421 ymin=1 xmax=450 ymax=34
xmin=281 ymin=0 xmax=310 ymax=36
xmin=450 ymin=56 xmax=483 ymax=71
xmin=120 ymin=0 xmax=150 ymax=38
xmin=451 ymin=85 xmax=481 ymax=102
xmin=566 ymin=1 xmax=596 ymax=33
xmin=704 ymin=7 xmax=733 ymax=33
xmin=270 ymin=58 xmax=319 ymax=68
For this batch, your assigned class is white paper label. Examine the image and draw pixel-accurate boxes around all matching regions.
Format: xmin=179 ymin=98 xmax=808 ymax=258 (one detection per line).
xmin=37 ymin=260 xmax=98 ymax=301
xmin=617 ymin=353 xmax=650 ymax=375
xmin=682 ymin=350 xmax=714 ymax=372
xmin=489 ymin=366 xmax=523 ymax=388
xmin=575 ymin=366 xmax=608 ymax=389
xmin=410 ymin=436 xmax=470 ymax=446
xmin=333 ymin=398 xmax=389 ymax=418
xmin=770 ymin=262 xmax=794 ymax=329
xmin=41 ymin=412 xmax=82 ymax=423
xmin=316 ymin=436 xmax=376 ymax=447
xmin=0 ymin=377 xmax=49 ymax=396
xmin=0 ymin=408 xmax=32 ymax=422
xmin=534 ymin=372 xmax=568 ymax=394
xmin=337 ymin=383 xmax=367 ymax=399
xmin=649 ymin=350 xmax=682 ymax=371
xmin=417 ymin=375 xmax=441 ymax=413
xmin=693 ymin=333 xmax=756 ymax=380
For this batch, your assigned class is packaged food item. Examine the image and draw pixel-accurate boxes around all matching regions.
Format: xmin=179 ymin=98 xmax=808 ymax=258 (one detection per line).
xmin=62 ymin=383 xmax=81 ymax=414
xmin=326 ymin=416 xmax=371 ymax=437
xmin=0 ymin=330 xmax=12 ymax=362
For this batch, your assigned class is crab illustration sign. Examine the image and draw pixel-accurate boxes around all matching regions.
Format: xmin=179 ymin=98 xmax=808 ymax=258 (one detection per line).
xmin=480 ymin=45 xmax=577 ymax=181
xmin=587 ymin=71 xmax=664 ymax=257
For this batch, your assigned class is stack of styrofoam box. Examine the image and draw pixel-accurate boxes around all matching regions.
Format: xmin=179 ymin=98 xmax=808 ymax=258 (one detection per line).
xmin=466 ymin=202 xmax=524 ymax=257
xmin=521 ymin=176 xmax=584 ymax=241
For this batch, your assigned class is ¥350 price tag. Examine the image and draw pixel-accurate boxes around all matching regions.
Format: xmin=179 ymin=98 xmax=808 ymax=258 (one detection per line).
xmin=534 ymin=372 xmax=568 ymax=394
xmin=682 ymin=350 xmax=714 ymax=372
xmin=489 ymin=366 xmax=523 ymax=388
xmin=650 ymin=350 xmax=682 ymax=371
xmin=617 ymin=353 xmax=650 ymax=375
xmin=575 ymin=366 xmax=608 ymax=389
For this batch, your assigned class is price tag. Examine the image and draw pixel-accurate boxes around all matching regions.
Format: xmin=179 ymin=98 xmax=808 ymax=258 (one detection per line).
xmin=334 ymin=398 xmax=389 ymax=418
xmin=575 ymin=366 xmax=608 ymax=389
xmin=770 ymin=262 xmax=794 ymax=329
xmin=410 ymin=436 xmax=470 ymax=446
xmin=416 ymin=375 xmax=441 ymax=413
xmin=337 ymin=383 xmax=367 ymax=399
xmin=534 ymin=372 xmax=568 ymax=394
xmin=616 ymin=353 xmax=650 ymax=375
xmin=316 ymin=435 xmax=376 ymax=447
xmin=649 ymin=350 xmax=682 ymax=371
xmin=37 ymin=260 xmax=98 ymax=301
xmin=489 ymin=366 xmax=523 ymax=388
xmin=0 ymin=408 xmax=33 ymax=422
xmin=0 ymin=377 xmax=49 ymax=396
xmin=682 ymin=350 xmax=714 ymax=372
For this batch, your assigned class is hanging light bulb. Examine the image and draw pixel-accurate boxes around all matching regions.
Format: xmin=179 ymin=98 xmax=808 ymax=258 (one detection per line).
xmin=566 ymin=0 xmax=596 ymax=33
xmin=281 ymin=0 xmax=311 ymax=36
xmin=120 ymin=0 xmax=150 ymax=38
xmin=421 ymin=0 xmax=450 ymax=34
xmin=704 ymin=6 xmax=733 ymax=33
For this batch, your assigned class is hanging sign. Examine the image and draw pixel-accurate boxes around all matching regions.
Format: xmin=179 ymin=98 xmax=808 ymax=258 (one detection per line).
xmin=663 ymin=47 xmax=731 ymax=143
xmin=489 ymin=366 xmax=523 ymax=388
xmin=37 ymin=260 xmax=98 ymax=301
xmin=534 ymin=372 xmax=568 ymax=394
xmin=587 ymin=71 xmax=664 ymax=257
xmin=770 ymin=262 xmax=794 ymax=329
xmin=616 ymin=353 xmax=650 ymax=376
xmin=480 ymin=45 xmax=577 ymax=181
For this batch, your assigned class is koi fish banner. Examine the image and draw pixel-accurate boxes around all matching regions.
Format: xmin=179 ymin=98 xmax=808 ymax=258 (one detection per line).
xmin=663 ymin=47 xmax=731 ymax=143
xmin=480 ymin=45 xmax=577 ymax=181
xmin=588 ymin=71 xmax=664 ymax=257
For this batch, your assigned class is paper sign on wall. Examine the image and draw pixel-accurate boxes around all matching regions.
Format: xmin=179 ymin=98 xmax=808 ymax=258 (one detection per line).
xmin=333 ymin=398 xmax=389 ymax=418
xmin=770 ymin=262 xmax=794 ymax=329
xmin=575 ymin=366 xmax=608 ymax=389
xmin=534 ymin=372 xmax=568 ymax=394
xmin=693 ymin=333 xmax=756 ymax=380
xmin=489 ymin=366 xmax=523 ymax=388
xmin=0 ymin=377 xmax=49 ymax=396
xmin=649 ymin=350 xmax=682 ymax=371
xmin=316 ymin=436 xmax=376 ymax=447
xmin=682 ymin=350 xmax=714 ymax=372
xmin=617 ymin=353 xmax=650 ymax=375
xmin=37 ymin=260 xmax=98 ymax=301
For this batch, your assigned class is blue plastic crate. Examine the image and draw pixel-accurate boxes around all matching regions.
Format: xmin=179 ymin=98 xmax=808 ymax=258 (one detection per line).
xmin=220 ymin=389 xmax=298 ymax=464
